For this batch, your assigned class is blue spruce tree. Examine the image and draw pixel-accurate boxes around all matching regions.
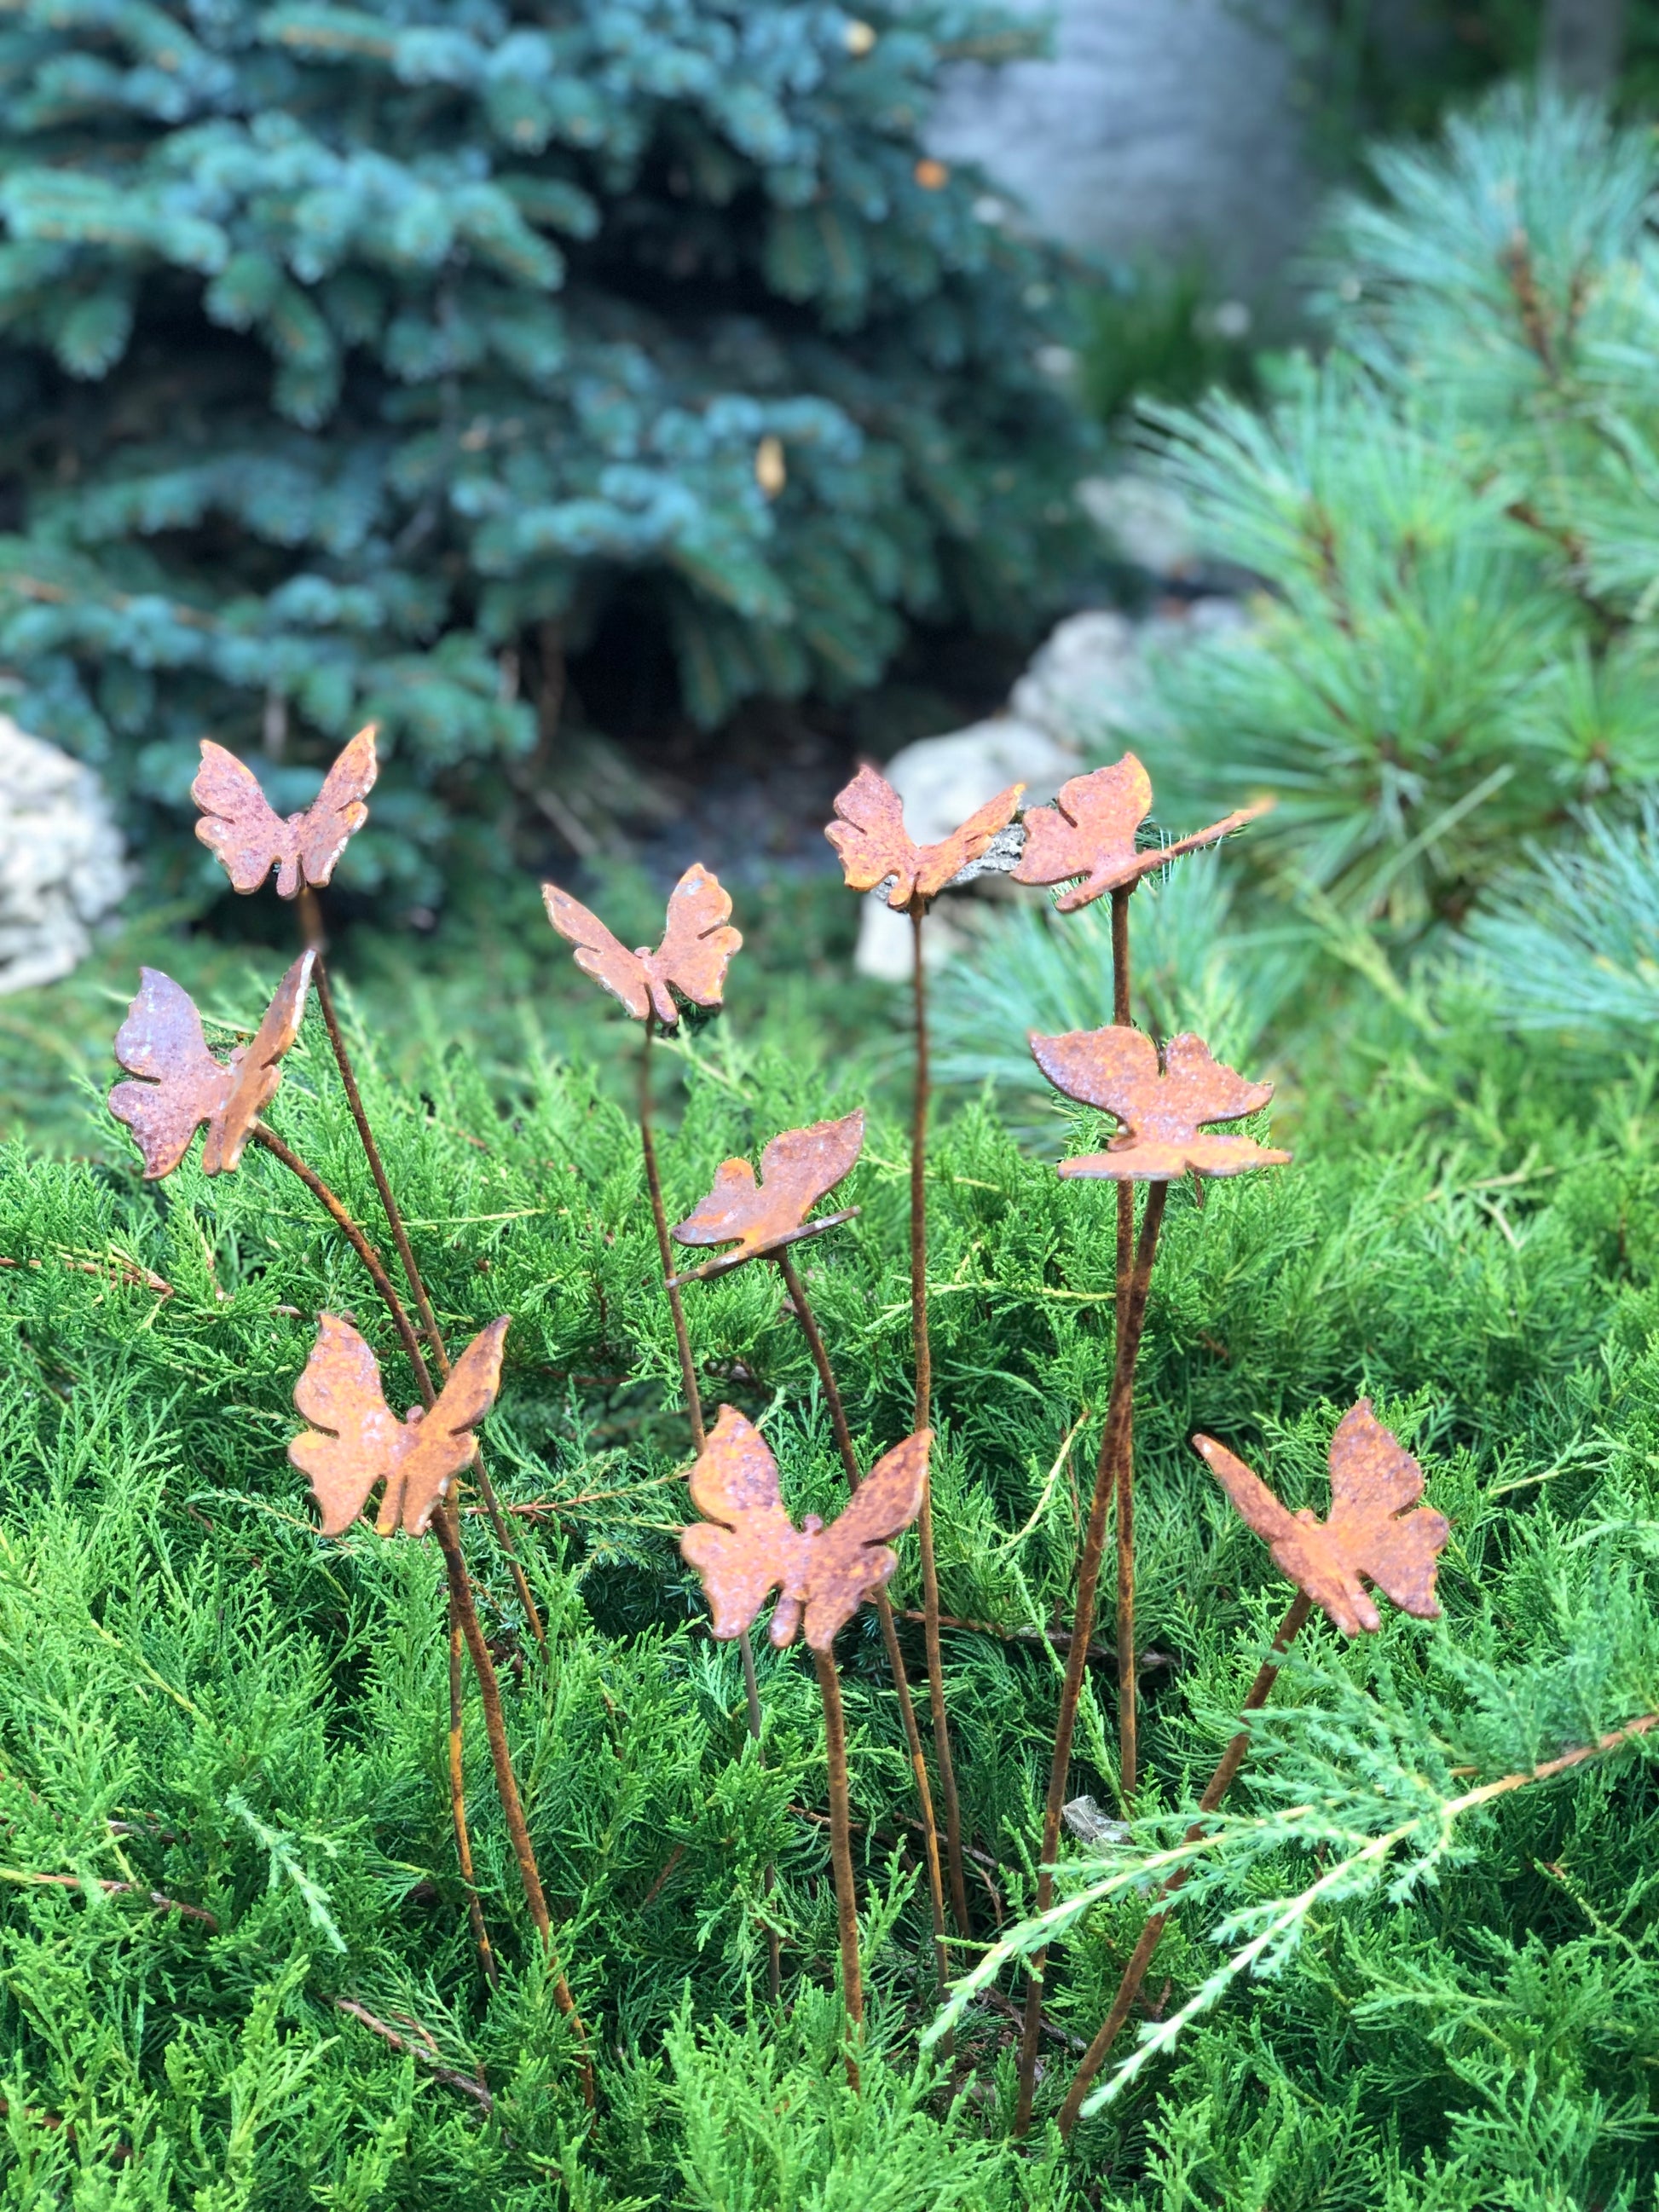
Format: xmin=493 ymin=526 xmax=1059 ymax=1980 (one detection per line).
xmin=0 ymin=0 xmax=1088 ymax=894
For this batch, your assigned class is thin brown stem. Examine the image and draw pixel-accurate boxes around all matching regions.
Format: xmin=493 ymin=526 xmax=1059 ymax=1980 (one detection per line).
xmin=639 ymin=1018 xmax=706 ymax=1456
xmin=309 ymin=955 xmax=548 ymax=1652
xmin=431 ymin=1504 xmax=592 ymax=2105
xmin=448 ymin=1600 xmax=499 ymax=1990
xmin=1055 ymin=1591 xmax=1313 ymax=2137
xmin=645 ymin=1017 xmax=775 ymax=1990
xmin=909 ymin=898 xmax=969 ymax=1935
xmin=814 ymin=1645 xmax=863 ymax=2092
xmin=1110 ymin=887 xmax=1136 ymax=1798
xmin=778 ymin=1249 xmax=951 ymax=2003
xmin=250 ymin=1125 xmax=434 ymax=1402
xmin=1014 ymin=1180 xmax=1168 ymax=2135
xmin=250 ymin=1124 xmax=573 ymax=2070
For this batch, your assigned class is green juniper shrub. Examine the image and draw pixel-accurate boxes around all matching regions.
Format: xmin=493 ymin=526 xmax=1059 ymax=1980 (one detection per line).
xmin=6 ymin=929 xmax=1659 ymax=2203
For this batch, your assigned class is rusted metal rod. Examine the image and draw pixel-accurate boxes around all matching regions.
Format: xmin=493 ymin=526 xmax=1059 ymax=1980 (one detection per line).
xmin=308 ymin=946 xmax=546 ymax=1651
xmin=1055 ymin=1590 xmax=1314 ymax=2137
xmin=642 ymin=1017 xmax=777 ymax=1996
xmin=430 ymin=1503 xmax=592 ymax=2103
xmin=814 ymin=1645 xmax=864 ymax=2093
xmin=909 ymin=898 xmax=970 ymax=1937
xmin=448 ymin=1603 xmax=499 ymax=1990
xmin=1014 ymin=1179 xmax=1169 ymax=2135
xmin=1109 ymin=884 xmax=1137 ymax=1797
xmin=777 ymin=1248 xmax=952 ymax=2001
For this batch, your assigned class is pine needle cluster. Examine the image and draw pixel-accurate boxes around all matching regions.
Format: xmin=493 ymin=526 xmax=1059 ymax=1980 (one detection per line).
xmin=1134 ymin=88 xmax=1659 ymax=938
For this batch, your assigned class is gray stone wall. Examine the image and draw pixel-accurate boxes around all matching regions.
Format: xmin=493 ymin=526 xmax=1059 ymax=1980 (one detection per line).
xmin=927 ymin=0 xmax=1312 ymax=303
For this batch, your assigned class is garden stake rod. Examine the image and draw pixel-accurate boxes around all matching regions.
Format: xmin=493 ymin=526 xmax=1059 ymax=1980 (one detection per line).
xmin=1056 ymin=1403 xmax=1450 ymax=2133
xmin=1012 ymin=757 xmax=1274 ymax=1795
xmin=908 ymin=893 xmax=970 ymax=1936
xmin=1109 ymin=884 xmax=1136 ymax=1796
xmin=678 ymin=1406 xmax=930 ymax=2087
xmin=815 ymin=1645 xmax=864 ymax=2093
xmin=1054 ymin=1589 xmax=1313 ymax=2138
xmin=825 ymin=763 xmax=1026 ymax=1939
xmin=669 ymin=1108 xmax=952 ymax=1999
xmin=196 ymin=724 xmax=543 ymax=1624
xmin=637 ymin=1014 xmax=770 ymax=1837
xmin=1013 ymin=1177 xmax=1167 ymax=2134
xmin=777 ymin=1246 xmax=953 ymax=2003
xmin=303 ymin=921 xmax=546 ymax=1652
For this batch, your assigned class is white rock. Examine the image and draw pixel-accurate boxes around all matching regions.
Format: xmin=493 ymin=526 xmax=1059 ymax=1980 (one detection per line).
xmin=1011 ymin=609 xmax=1147 ymax=747
xmin=852 ymin=714 xmax=1079 ymax=979
xmin=0 ymin=717 xmax=129 ymax=994
xmin=1078 ymin=475 xmax=1201 ymax=577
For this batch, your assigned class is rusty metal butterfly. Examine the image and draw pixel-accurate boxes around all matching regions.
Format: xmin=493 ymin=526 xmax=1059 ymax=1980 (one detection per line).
xmin=680 ymin=1405 xmax=930 ymax=1653
xmin=1013 ymin=752 xmax=1269 ymax=913
xmin=193 ymin=726 xmax=379 ymax=899
xmin=1195 ymin=1401 xmax=1449 ymax=1635
xmin=669 ymin=1110 xmax=864 ymax=1285
xmin=1029 ymin=1025 xmax=1292 ymax=1181
xmin=108 ymin=953 xmax=314 ymax=1179
xmin=825 ymin=765 xmax=1024 ymax=911
xmin=542 ymin=863 xmax=742 ymax=1026
xmin=290 ymin=1313 xmax=511 ymax=1538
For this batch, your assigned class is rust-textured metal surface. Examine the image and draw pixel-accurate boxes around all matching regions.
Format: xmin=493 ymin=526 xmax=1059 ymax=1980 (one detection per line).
xmin=291 ymin=1313 xmax=510 ymax=1538
xmin=542 ymin=863 xmax=742 ymax=1026
xmin=1029 ymin=1025 xmax=1292 ymax=1181
xmin=680 ymin=1405 xmax=930 ymax=1653
xmin=1195 ymin=1401 xmax=1449 ymax=1635
xmin=825 ymin=764 xmax=1025 ymax=910
xmin=1013 ymin=752 xmax=1269 ymax=912
xmin=194 ymin=725 xmax=379 ymax=898
xmin=109 ymin=951 xmax=314 ymax=1179
xmin=670 ymin=1109 xmax=864 ymax=1280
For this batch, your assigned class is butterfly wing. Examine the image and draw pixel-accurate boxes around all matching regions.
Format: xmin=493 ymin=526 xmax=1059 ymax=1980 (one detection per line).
xmin=192 ymin=742 xmax=296 ymax=895
xmin=289 ymin=1314 xmax=408 ymax=1537
xmin=1161 ymin=1033 xmax=1275 ymax=1129
xmin=672 ymin=1158 xmax=763 ymax=1253
xmin=913 ymin=781 xmax=1026 ymax=902
xmin=1326 ymin=1401 xmax=1448 ymax=1622
xmin=108 ymin=968 xmax=233 ymax=1179
xmin=394 ymin=1315 xmax=511 ymax=1536
xmin=801 ymin=1429 xmax=929 ymax=1652
xmin=647 ymin=863 xmax=743 ymax=1027
xmin=294 ymin=724 xmax=378 ymax=892
xmin=1198 ymin=1431 xmax=1377 ymax=1635
xmin=204 ymin=951 xmax=314 ymax=1175
xmin=1013 ymin=756 xmax=1153 ymax=910
xmin=825 ymin=765 xmax=922 ymax=909
xmin=681 ymin=1405 xmax=804 ymax=1642
xmin=1194 ymin=1435 xmax=1302 ymax=1551
xmin=754 ymin=1107 xmax=864 ymax=1224
xmin=542 ymin=882 xmax=651 ymax=1021
xmin=1029 ymin=1025 xmax=1160 ymax=1122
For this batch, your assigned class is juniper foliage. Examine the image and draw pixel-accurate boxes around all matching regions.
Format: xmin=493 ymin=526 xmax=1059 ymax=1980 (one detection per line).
xmin=0 ymin=0 xmax=1085 ymax=892
xmin=5 ymin=946 xmax=1659 ymax=2203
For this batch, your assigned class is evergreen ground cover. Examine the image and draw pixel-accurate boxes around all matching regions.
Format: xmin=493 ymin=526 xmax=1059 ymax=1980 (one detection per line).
xmin=6 ymin=924 xmax=1659 ymax=2205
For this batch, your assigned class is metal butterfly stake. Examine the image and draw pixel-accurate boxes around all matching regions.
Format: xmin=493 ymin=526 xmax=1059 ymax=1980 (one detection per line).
xmin=679 ymin=1404 xmax=931 ymax=2093
xmin=824 ymin=765 xmax=1024 ymax=1936
xmin=1054 ymin=1401 xmax=1449 ymax=2134
xmin=1014 ymin=753 xmax=1270 ymax=1799
xmin=669 ymin=1112 xmax=954 ymax=2005
xmin=190 ymin=729 xmax=541 ymax=1641
xmin=287 ymin=1312 xmax=592 ymax=2097
xmin=540 ymin=865 xmax=786 ymax=1992
xmin=1013 ymin=1020 xmax=1290 ymax=2134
